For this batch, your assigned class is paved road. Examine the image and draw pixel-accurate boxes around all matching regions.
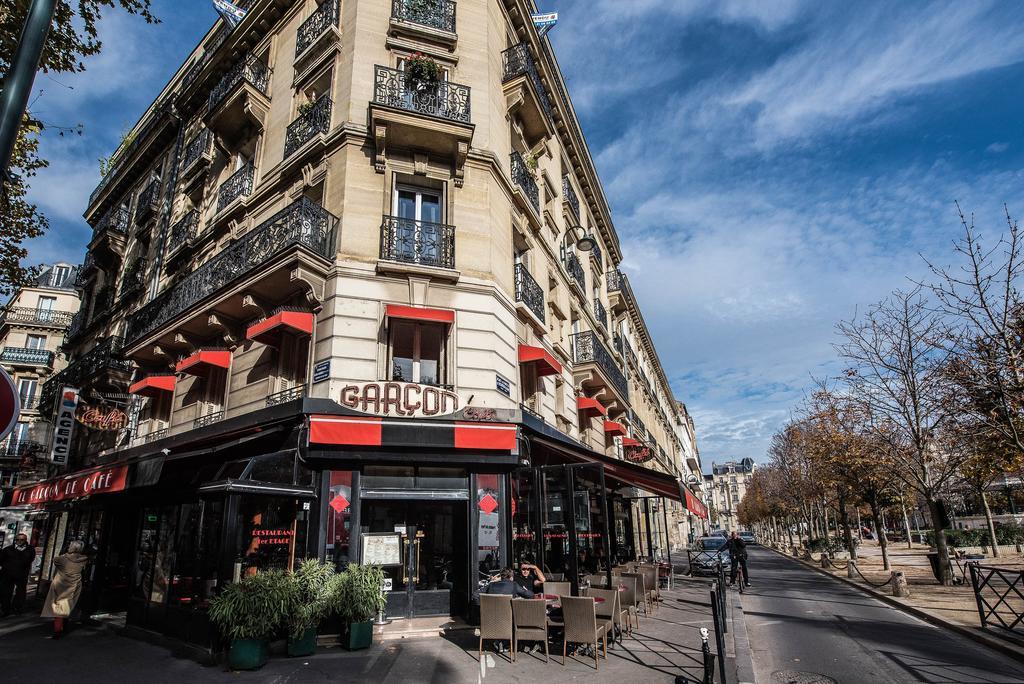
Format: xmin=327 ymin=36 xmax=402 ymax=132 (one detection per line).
xmin=741 ymin=547 xmax=1024 ymax=684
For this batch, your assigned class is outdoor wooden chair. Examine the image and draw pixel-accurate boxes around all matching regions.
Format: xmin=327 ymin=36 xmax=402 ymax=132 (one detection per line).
xmin=621 ymin=571 xmax=650 ymax=617
xmin=512 ymin=598 xmax=550 ymax=663
xmin=586 ymin=573 xmax=609 ymax=588
xmin=616 ymin=575 xmax=638 ymax=633
xmin=584 ymin=587 xmax=623 ymax=640
xmin=479 ymin=594 xmax=515 ymax=662
xmin=560 ymin=596 xmax=611 ymax=669
xmin=543 ymin=580 xmax=572 ymax=597
xmin=639 ymin=565 xmax=659 ymax=612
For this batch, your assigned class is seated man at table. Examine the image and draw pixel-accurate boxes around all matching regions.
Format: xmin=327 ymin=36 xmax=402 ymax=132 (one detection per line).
xmin=484 ymin=568 xmax=534 ymax=598
xmin=515 ymin=557 xmax=546 ymax=594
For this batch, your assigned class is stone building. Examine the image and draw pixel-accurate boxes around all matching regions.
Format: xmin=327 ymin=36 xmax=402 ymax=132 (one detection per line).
xmin=704 ymin=457 xmax=755 ymax=533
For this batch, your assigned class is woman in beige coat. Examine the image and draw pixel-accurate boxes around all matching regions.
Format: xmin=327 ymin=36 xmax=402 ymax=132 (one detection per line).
xmin=41 ymin=540 xmax=89 ymax=638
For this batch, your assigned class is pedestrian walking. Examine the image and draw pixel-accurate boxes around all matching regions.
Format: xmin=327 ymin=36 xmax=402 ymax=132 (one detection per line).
xmin=40 ymin=541 xmax=89 ymax=638
xmin=726 ymin=531 xmax=750 ymax=587
xmin=0 ymin=532 xmax=36 ymax=616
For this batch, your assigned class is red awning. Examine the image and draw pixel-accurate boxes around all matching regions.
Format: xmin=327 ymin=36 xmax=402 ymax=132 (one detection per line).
xmin=685 ymin=488 xmax=709 ymax=520
xmin=518 ymin=344 xmax=562 ymax=376
xmin=622 ymin=437 xmax=641 ymax=447
xmin=128 ymin=375 xmax=176 ymax=397
xmin=308 ymin=415 xmax=518 ymax=451
xmin=577 ymin=396 xmax=607 ymax=416
xmin=385 ymin=304 xmax=454 ymax=324
xmin=246 ymin=310 xmax=314 ymax=345
xmin=12 ymin=463 xmax=130 ymax=506
xmin=603 ymin=420 xmax=627 ymax=436
xmin=176 ymin=350 xmax=232 ymax=375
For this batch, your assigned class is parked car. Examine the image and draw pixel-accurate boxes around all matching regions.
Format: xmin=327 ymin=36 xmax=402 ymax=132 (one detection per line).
xmin=739 ymin=531 xmax=757 ymax=546
xmin=691 ymin=536 xmax=730 ymax=576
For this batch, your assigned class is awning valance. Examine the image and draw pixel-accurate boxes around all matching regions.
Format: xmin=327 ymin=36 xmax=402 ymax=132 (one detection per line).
xmin=308 ymin=415 xmax=518 ymax=452
xmin=622 ymin=437 xmax=641 ymax=447
xmin=685 ymin=488 xmax=709 ymax=520
xmin=603 ymin=420 xmax=627 ymax=436
xmin=385 ymin=304 xmax=454 ymax=324
xmin=129 ymin=375 xmax=176 ymax=397
xmin=577 ymin=396 xmax=607 ymax=416
xmin=246 ymin=310 xmax=314 ymax=345
xmin=176 ymin=350 xmax=231 ymax=375
xmin=518 ymin=344 xmax=562 ymax=376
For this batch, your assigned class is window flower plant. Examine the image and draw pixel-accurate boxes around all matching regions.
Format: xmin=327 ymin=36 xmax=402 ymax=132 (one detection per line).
xmin=405 ymin=52 xmax=441 ymax=90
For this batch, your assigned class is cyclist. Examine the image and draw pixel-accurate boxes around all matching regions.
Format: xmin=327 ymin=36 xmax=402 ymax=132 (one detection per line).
xmin=726 ymin=531 xmax=750 ymax=588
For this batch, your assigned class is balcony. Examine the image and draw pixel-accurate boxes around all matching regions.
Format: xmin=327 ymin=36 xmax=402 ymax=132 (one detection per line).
xmin=0 ymin=347 xmax=54 ymax=368
xmin=296 ymin=0 xmax=340 ymax=60
xmin=134 ymin=179 xmax=161 ymax=226
xmin=510 ymin=151 xmax=539 ymax=216
xmin=370 ymin=65 xmax=473 ymax=183
xmin=118 ymin=257 xmax=148 ymax=301
xmin=216 ymin=162 xmax=255 ymax=213
xmin=266 ymin=384 xmax=306 ymax=407
xmin=591 ymin=243 xmax=604 ymax=273
xmin=593 ymin=298 xmax=608 ymax=332
xmin=502 ymin=43 xmax=554 ymax=144
xmin=1 ymin=439 xmax=44 ymax=461
xmin=0 ymin=307 xmax=74 ymax=329
xmin=124 ymin=197 xmax=337 ymax=350
xmin=571 ymin=330 xmax=628 ymax=410
xmin=379 ymin=215 xmax=455 ymax=274
xmin=39 ymin=336 xmax=133 ymax=417
xmin=607 ymin=268 xmax=632 ymax=314
xmin=284 ymin=96 xmax=333 ymax=160
xmin=194 ymin=410 xmax=225 ymax=430
xmin=390 ymin=0 xmax=456 ymax=45
xmin=562 ymin=175 xmax=579 ymax=219
xmin=206 ymin=56 xmax=270 ymax=142
xmin=19 ymin=394 xmax=41 ymax=411
xmin=166 ymin=210 xmax=200 ymax=260
xmin=90 ymin=206 xmax=129 ymax=262
xmin=514 ymin=263 xmax=545 ymax=325
xmin=564 ymin=252 xmax=585 ymax=295
xmin=179 ymin=129 xmax=213 ymax=195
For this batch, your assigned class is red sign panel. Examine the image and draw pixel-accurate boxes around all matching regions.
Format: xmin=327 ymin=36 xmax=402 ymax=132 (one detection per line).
xmin=685 ymin=488 xmax=709 ymax=520
xmin=624 ymin=444 xmax=655 ymax=464
xmin=12 ymin=464 xmax=130 ymax=506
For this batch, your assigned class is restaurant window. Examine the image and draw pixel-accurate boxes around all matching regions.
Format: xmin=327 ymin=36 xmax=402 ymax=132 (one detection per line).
xmin=511 ymin=470 xmax=539 ymax=568
xmin=167 ymin=502 xmax=224 ymax=610
xmin=389 ymin=319 xmax=446 ymax=386
xmin=476 ymin=474 xmax=503 ymax=583
xmin=327 ymin=471 xmax=353 ymax=566
xmin=234 ymin=497 xmax=303 ymax=575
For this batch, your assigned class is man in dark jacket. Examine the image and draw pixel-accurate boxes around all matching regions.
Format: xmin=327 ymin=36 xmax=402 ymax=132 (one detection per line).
xmin=726 ymin=532 xmax=750 ymax=587
xmin=484 ymin=567 xmax=534 ymax=598
xmin=0 ymin=533 xmax=36 ymax=616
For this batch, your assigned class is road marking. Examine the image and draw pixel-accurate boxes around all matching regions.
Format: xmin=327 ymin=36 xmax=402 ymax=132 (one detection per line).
xmin=757 ymin=620 xmax=783 ymax=627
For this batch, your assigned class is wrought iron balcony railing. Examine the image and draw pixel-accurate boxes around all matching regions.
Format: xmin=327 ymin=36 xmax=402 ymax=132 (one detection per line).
xmin=181 ymin=129 xmax=212 ymax=173
xmin=391 ymin=0 xmax=456 ymax=33
xmin=285 ymin=96 xmax=333 ymax=159
xmin=1 ymin=439 xmax=44 ymax=458
xmin=0 ymin=347 xmax=54 ymax=367
xmin=125 ymin=197 xmax=337 ymax=344
xmin=65 ymin=310 xmax=86 ymax=342
xmin=514 ymin=263 xmax=545 ymax=324
xmin=564 ymin=252 xmax=585 ymax=293
xmin=591 ymin=243 xmax=604 ymax=273
xmin=92 ymin=206 xmax=129 ymax=240
xmin=630 ymin=410 xmax=648 ymax=442
xmin=135 ymin=179 xmax=161 ymax=222
xmin=140 ymin=427 xmax=169 ymax=444
xmin=502 ymin=43 xmax=553 ymax=120
xmin=208 ymin=56 xmax=270 ymax=112
xmin=167 ymin=210 xmax=199 ymax=257
xmin=593 ymin=298 xmax=608 ymax=331
xmin=19 ymin=394 xmax=40 ymax=410
xmin=1 ymin=307 xmax=75 ymax=328
xmin=40 ymin=337 xmax=133 ymax=417
xmin=571 ymin=330 xmax=628 ymax=400
xmin=510 ymin=151 xmax=539 ymax=213
xmin=562 ymin=175 xmax=579 ymax=219
xmin=607 ymin=268 xmax=627 ymax=293
xmin=194 ymin=410 xmax=225 ymax=429
xmin=119 ymin=258 xmax=148 ymax=299
xmin=380 ymin=215 xmax=455 ymax=269
xmin=266 ymin=384 xmax=306 ymax=407
xmin=296 ymin=0 xmax=340 ymax=56
xmin=216 ymin=162 xmax=254 ymax=212
xmin=372 ymin=65 xmax=471 ymax=124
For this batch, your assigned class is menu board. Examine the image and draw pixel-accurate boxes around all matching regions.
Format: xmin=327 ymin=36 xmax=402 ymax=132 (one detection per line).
xmin=361 ymin=533 xmax=402 ymax=566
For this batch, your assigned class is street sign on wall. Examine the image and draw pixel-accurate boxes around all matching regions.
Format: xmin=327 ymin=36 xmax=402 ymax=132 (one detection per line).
xmin=0 ymin=367 xmax=21 ymax=443
xmin=50 ymin=387 xmax=80 ymax=464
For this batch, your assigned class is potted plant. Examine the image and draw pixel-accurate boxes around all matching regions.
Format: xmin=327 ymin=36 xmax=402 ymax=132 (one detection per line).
xmin=285 ymin=559 xmax=336 ymax=657
xmin=405 ymin=52 xmax=441 ymax=91
xmin=331 ymin=564 xmax=387 ymax=650
xmin=208 ymin=570 xmax=295 ymax=670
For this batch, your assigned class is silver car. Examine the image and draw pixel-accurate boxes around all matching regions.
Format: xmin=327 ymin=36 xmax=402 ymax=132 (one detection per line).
xmin=691 ymin=536 xmax=731 ymax=576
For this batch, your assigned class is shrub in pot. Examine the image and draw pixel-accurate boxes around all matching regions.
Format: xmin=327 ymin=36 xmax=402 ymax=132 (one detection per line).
xmin=208 ymin=570 xmax=296 ymax=670
xmin=331 ymin=564 xmax=387 ymax=650
xmin=405 ymin=52 xmax=441 ymax=90
xmin=285 ymin=559 xmax=336 ymax=657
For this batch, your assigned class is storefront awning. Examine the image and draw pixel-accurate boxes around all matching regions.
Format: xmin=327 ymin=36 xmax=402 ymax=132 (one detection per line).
xmin=385 ymin=304 xmax=454 ymax=324
xmin=603 ymin=420 xmax=627 ymax=436
xmin=176 ymin=349 xmax=231 ymax=375
xmin=577 ymin=396 xmax=607 ymax=416
xmin=11 ymin=463 xmax=130 ymax=506
xmin=308 ymin=415 xmax=518 ymax=451
xmin=684 ymin=487 xmax=709 ymax=520
xmin=246 ymin=310 xmax=314 ymax=345
xmin=518 ymin=344 xmax=562 ymax=376
xmin=622 ymin=437 xmax=641 ymax=447
xmin=128 ymin=374 xmax=176 ymax=397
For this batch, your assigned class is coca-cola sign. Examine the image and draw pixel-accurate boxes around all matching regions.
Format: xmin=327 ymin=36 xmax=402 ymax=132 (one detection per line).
xmin=339 ymin=382 xmax=459 ymax=417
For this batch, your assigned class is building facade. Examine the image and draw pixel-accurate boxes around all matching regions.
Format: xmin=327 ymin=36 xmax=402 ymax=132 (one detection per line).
xmin=0 ymin=264 xmax=81 ymax=544
xmin=703 ymin=457 xmax=755 ymax=533
xmin=10 ymin=0 xmax=706 ymax=645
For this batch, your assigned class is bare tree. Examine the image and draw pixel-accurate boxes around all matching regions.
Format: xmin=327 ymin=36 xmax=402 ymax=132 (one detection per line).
xmin=836 ymin=287 xmax=965 ymax=584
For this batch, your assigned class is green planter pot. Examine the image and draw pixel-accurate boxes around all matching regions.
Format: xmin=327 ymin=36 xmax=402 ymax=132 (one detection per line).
xmin=228 ymin=638 xmax=269 ymax=670
xmin=343 ymin=621 xmax=374 ymax=650
xmin=287 ymin=627 xmax=318 ymax=657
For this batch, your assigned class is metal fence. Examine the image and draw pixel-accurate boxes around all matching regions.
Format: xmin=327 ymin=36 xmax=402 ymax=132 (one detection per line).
xmin=969 ymin=563 xmax=1024 ymax=634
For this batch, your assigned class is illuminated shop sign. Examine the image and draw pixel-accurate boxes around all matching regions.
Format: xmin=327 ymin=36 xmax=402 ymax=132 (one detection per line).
xmin=339 ymin=381 xmax=460 ymax=417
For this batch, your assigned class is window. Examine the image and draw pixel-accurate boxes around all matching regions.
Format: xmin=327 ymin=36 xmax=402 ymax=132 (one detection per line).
xmin=52 ymin=265 xmax=70 ymax=286
xmin=389 ymin=319 xmax=446 ymax=386
xmin=26 ymin=334 xmax=46 ymax=350
xmin=395 ymin=185 xmax=442 ymax=225
xmin=37 ymin=295 xmax=56 ymax=312
xmin=17 ymin=379 xmax=37 ymax=404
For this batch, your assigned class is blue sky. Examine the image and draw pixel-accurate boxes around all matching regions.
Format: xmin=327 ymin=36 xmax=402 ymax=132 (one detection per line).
xmin=22 ymin=1 xmax=1024 ymax=467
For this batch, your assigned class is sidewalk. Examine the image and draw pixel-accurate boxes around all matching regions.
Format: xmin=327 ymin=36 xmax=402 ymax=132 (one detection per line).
xmin=0 ymin=575 xmax=724 ymax=683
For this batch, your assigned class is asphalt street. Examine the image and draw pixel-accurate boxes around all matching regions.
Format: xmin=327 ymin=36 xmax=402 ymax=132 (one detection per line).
xmin=741 ymin=547 xmax=1024 ymax=684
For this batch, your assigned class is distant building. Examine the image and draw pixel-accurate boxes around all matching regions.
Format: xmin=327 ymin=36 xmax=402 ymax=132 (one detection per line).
xmin=703 ymin=457 xmax=755 ymax=532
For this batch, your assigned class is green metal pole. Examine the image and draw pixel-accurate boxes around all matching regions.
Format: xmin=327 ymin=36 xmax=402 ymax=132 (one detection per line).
xmin=0 ymin=0 xmax=58 ymax=179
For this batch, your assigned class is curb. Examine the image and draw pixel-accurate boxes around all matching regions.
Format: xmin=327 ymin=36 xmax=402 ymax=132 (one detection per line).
xmin=728 ymin=594 xmax=755 ymax=684
xmin=764 ymin=545 xmax=1024 ymax=665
